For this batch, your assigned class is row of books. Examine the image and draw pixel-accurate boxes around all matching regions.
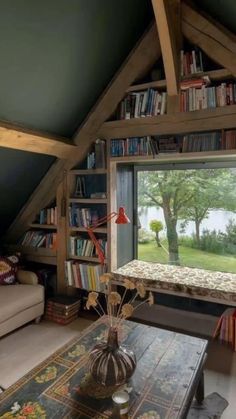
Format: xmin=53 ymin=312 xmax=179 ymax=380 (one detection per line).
xmin=182 ymin=132 xmax=221 ymax=153
xmin=20 ymin=231 xmax=57 ymax=249
xmin=180 ymin=48 xmax=204 ymax=77
xmin=110 ymin=130 xmax=236 ymax=156
xmin=69 ymin=236 xmax=107 ymax=258
xmin=213 ymin=308 xmax=236 ymax=351
xmin=37 ymin=206 xmax=57 ymax=225
xmin=180 ymin=82 xmax=236 ymax=112
xmin=117 ymin=89 xmax=167 ymax=120
xmin=110 ymin=137 xmax=158 ymax=157
xmin=65 ymin=260 xmax=106 ymax=291
xmin=69 ymin=205 xmax=101 ymax=228
xmin=182 ymin=130 xmax=236 ymax=152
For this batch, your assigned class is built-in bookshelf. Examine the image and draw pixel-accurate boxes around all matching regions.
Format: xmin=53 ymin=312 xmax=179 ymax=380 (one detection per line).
xmin=65 ymin=141 xmax=110 ymax=292
xmin=5 ymin=203 xmax=58 ymax=265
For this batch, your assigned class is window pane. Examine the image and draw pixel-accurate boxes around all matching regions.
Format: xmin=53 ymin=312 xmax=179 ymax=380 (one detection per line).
xmin=137 ymin=167 xmax=236 ymax=274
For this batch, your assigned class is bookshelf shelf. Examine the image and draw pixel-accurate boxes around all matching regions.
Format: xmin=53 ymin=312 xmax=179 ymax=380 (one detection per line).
xmin=99 ymin=105 xmax=236 ymax=139
xmin=110 ymin=149 xmax=236 ymax=164
xmin=68 ymin=255 xmax=107 ymax=263
xmin=30 ymin=223 xmax=57 ymax=230
xmin=5 ymin=244 xmax=57 ymax=265
xmin=69 ymin=198 xmax=107 ymax=204
xmin=69 ymin=169 xmax=107 ymax=175
xmin=69 ymin=226 xmax=107 ymax=233
xmin=126 ymin=68 xmax=232 ymax=93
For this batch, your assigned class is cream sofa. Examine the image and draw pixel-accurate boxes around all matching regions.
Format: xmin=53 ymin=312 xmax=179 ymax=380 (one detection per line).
xmin=0 ymin=270 xmax=44 ymax=338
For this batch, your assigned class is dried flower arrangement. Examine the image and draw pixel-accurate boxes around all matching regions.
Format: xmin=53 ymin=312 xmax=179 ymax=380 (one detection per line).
xmin=86 ymin=273 xmax=154 ymax=328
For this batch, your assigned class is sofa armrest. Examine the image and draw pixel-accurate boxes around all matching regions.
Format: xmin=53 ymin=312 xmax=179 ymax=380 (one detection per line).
xmin=17 ymin=270 xmax=39 ymax=285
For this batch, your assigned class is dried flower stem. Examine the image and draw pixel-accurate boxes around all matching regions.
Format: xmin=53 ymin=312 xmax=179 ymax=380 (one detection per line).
xmin=117 ymin=288 xmax=127 ymax=318
xmin=97 ymin=300 xmax=106 ymax=316
xmin=131 ymin=298 xmax=149 ymax=312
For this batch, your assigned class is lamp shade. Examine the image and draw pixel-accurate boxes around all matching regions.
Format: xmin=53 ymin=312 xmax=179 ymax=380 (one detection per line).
xmin=115 ymin=207 xmax=130 ymax=224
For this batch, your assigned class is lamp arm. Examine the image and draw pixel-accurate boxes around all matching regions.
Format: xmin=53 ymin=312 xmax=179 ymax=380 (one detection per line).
xmin=86 ymin=228 xmax=106 ymax=265
xmin=85 ymin=211 xmax=117 ymax=265
xmin=88 ymin=211 xmax=117 ymax=230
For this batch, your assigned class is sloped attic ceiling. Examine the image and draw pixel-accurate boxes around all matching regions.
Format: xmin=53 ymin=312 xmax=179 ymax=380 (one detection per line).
xmin=0 ymin=0 xmax=153 ymax=236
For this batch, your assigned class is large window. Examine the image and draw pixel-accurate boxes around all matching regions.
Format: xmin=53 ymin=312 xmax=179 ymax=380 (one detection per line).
xmin=135 ymin=163 xmax=236 ymax=274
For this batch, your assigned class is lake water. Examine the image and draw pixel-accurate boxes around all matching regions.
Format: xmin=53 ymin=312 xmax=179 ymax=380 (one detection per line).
xmin=139 ymin=208 xmax=236 ymax=237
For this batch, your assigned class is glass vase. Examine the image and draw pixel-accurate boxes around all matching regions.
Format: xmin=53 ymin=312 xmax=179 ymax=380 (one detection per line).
xmin=89 ymin=326 xmax=136 ymax=386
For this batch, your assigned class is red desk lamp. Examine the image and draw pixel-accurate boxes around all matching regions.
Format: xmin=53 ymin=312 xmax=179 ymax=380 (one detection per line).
xmin=86 ymin=207 xmax=130 ymax=264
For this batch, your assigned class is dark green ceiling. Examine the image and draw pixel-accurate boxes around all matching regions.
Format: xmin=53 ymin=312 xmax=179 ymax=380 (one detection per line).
xmin=0 ymin=0 xmax=153 ymax=137
xmin=0 ymin=0 xmax=153 ymax=236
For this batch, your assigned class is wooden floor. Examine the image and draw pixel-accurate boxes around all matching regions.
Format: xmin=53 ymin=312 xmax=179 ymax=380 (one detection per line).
xmin=205 ymin=340 xmax=236 ymax=418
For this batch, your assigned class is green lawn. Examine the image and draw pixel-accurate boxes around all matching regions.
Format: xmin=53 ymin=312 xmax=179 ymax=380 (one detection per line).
xmin=138 ymin=241 xmax=236 ymax=273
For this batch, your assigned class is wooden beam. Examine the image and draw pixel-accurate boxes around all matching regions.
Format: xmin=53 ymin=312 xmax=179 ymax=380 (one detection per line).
xmin=5 ymin=23 xmax=162 ymax=242
xmin=0 ymin=121 xmax=75 ymax=158
xmin=182 ymin=2 xmax=236 ymax=77
xmin=152 ymin=0 xmax=180 ymax=96
xmin=98 ymin=104 xmax=236 ymax=138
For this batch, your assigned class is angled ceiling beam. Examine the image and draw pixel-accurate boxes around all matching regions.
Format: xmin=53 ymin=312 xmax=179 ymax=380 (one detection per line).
xmin=152 ymin=0 xmax=180 ymax=96
xmin=5 ymin=23 xmax=162 ymax=242
xmin=0 ymin=121 xmax=75 ymax=158
xmin=182 ymin=2 xmax=236 ymax=77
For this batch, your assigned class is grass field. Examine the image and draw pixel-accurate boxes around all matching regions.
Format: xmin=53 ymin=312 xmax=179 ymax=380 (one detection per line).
xmin=138 ymin=241 xmax=236 ymax=273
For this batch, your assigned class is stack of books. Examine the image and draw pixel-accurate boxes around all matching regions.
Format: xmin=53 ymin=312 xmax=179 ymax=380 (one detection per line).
xmin=213 ymin=308 xmax=236 ymax=350
xmin=117 ymin=89 xmax=167 ymax=119
xmin=157 ymin=137 xmax=180 ymax=153
xmin=45 ymin=296 xmax=81 ymax=325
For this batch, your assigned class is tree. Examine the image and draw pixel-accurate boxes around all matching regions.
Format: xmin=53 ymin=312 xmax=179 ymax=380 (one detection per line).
xmin=138 ymin=167 xmax=236 ymax=264
xmin=149 ymin=220 xmax=163 ymax=247
xmin=138 ymin=170 xmax=196 ymax=264
xmin=181 ymin=169 xmax=236 ymax=246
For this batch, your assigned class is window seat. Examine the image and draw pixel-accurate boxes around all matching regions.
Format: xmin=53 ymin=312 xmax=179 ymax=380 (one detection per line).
xmin=112 ymin=259 xmax=236 ymax=306
xmin=112 ymin=260 xmax=236 ymax=337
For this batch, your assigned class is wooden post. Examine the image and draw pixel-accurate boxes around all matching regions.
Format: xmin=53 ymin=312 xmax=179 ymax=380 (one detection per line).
xmin=152 ymin=0 xmax=180 ymax=96
xmin=56 ymin=172 xmax=67 ymax=295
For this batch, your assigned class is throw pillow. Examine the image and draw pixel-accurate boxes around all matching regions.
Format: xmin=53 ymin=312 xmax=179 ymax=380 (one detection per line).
xmin=0 ymin=255 xmax=19 ymax=285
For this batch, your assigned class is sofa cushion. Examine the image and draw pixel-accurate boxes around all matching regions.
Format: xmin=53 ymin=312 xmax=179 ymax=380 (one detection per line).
xmin=0 ymin=284 xmax=44 ymax=324
xmin=0 ymin=255 xmax=19 ymax=285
